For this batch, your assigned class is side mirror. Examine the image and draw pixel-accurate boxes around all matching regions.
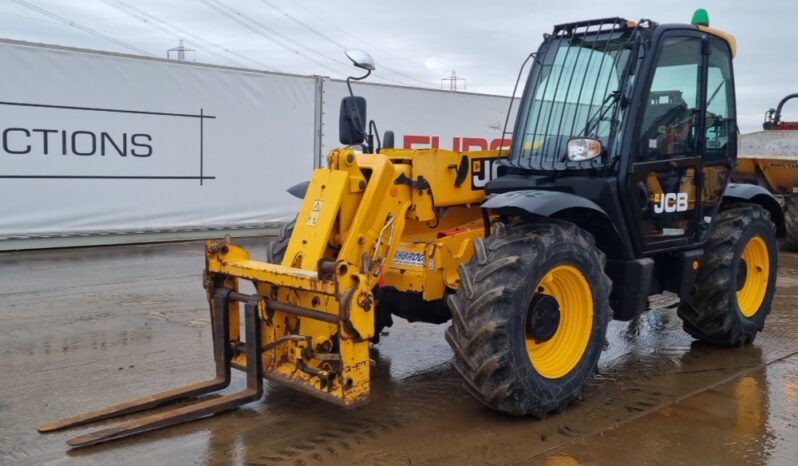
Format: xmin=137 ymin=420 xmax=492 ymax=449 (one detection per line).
xmin=339 ymin=96 xmax=367 ymax=145
xmin=345 ymin=49 xmax=375 ymax=71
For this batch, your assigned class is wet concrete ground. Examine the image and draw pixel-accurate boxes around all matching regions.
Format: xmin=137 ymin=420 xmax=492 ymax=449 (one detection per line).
xmin=1 ymin=239 xmax=797 ymax=465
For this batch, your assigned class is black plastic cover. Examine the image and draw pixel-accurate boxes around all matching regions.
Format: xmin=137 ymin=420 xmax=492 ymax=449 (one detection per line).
xmin=339 ymin=96 xmax=366 ymax=145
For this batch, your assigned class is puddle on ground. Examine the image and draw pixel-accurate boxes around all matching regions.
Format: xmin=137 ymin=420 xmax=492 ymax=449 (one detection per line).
xmin=1 ymin=241 xmax=796 ymax=465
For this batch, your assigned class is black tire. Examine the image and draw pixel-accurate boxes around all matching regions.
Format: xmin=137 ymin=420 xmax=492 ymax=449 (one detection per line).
xmin=784 ymin=196 xmax=798 ymax=251
xmin=445 ymin=220 xmax=611 ymax=417
xmin=678 ymin=204 xmax=777 ymax=345
xmin=265 ymin=218 xmax=296 ymax=264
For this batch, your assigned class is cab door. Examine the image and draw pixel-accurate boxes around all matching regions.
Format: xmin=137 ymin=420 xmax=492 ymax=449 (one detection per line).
xmin=627 ymin=33 xmax=706 ymax=252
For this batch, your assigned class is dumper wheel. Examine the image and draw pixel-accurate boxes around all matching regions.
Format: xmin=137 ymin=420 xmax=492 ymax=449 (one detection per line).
xmin=678 ymin=205 xmax=777 ymax=345
xmin=445 ymin=220 xmax=610 ymax=417
xmin=265 ymin=218 xmax=296 ymax=264
xmin=783 ymin=196 xmax=798 ymax=251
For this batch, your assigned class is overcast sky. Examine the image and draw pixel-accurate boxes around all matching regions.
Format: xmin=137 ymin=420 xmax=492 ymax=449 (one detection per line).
xmin=1 ymin=0 xmax=796 ymax=132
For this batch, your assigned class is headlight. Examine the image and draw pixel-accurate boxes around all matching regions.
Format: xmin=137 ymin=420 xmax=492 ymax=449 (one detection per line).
xmin=566 ymin=138 xmax=602 ymax=161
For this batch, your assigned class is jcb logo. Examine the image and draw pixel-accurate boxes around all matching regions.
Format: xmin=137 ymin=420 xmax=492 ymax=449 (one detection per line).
xmin=653 ymin=192 xmax=689 ymax=213
xmin=471 ymin=157 xmax=500 ymax=190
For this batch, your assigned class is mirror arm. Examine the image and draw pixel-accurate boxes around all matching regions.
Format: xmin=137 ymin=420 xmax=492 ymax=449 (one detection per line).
xmin=346 ymin=69 xmax=372 ymax=98
xmin=345 ymin=69 xmax=372 ymax=150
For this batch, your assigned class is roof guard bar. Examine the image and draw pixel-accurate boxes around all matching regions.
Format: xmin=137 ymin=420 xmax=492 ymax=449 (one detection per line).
xmin=553 ymin=17 xmax=630 ymax=35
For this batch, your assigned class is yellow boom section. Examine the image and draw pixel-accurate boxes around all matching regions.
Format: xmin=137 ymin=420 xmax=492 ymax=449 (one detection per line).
xmin=204 ymin=147 xmax=503 ymax=407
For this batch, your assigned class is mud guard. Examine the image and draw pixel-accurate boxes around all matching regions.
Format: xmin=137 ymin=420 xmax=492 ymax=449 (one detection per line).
xmin=482 ymin=189 xmax=648 ymax=321
xmin=723 ymin=183 xmax=786 ymax=237
xmin=482 ymin=190 xmax=609 ymax=218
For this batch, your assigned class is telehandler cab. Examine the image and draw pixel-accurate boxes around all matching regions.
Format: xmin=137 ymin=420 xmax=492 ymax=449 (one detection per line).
xmin=41 ymin=10 xmax=783 ymax=447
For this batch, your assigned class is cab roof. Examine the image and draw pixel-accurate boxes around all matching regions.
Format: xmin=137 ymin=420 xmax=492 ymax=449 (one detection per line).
xmin=552 ymin=16 xmax=736 ymax=58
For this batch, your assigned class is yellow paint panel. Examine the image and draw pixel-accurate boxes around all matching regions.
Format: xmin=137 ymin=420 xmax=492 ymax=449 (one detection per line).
xmin=411 ymin=149 xmax=504 ymax=208
xmin=209 ymin=258 xmax=337 ymax=296
xmin=734 ymin=157 xmax=798 ymax=193
xmin=284 ymin=169 xmax=348 ymax=269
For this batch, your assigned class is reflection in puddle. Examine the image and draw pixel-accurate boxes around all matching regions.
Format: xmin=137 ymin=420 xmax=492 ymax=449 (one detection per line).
xmin=3 ymin=245 xmax=798 ymax=465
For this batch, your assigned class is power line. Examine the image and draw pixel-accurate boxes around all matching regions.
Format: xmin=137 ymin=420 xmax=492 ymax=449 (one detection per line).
xmin=201 ymin=0 xmax=409 ymax=86
xmin=257 ymin=0 xmax=347 ymax=50
xmin=0 ymin=8 xmax=72 ymax=26
xmin=11 ymin=0 xmax=434 ymax=86
xmin=9 ymin=0 xmax=153 ymax=56
xmin=103 ymin=0 xmax=278 ymax=71
xmin=287 ymin=0 xmax=398 ymax=53
xmin=258 ymin=0 xmax=434 ymax=87
xmin=286 ymin=0 xmax=434 ymax=85
xmin=200 ymin=0 xmax=347 ymax=77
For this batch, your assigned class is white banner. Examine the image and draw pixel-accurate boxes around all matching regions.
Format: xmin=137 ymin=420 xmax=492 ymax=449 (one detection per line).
xmin=0 ymin=40 xmax=315 ymax=238
xmin=0 ymin=40 xmax=513 ymax=246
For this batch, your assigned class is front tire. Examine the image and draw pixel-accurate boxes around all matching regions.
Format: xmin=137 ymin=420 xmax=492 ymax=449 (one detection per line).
xmin=678 ymin=204 xmax=777 ymax=345
xmin=445 ymin=220 xmax=611 ymax=417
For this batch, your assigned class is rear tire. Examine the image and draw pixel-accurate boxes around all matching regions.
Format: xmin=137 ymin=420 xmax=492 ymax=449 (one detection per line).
xmin=445 ymin=220 xmax=611 ymax=417
xmin=678 ymin=205 xmax=777 ymax=345
xmin=783 ymin=196 xmax=798 ymax=251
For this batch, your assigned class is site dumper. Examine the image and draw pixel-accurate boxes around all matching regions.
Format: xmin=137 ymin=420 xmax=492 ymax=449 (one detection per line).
xmin=733 ymin=95 xmax=798 ymax=248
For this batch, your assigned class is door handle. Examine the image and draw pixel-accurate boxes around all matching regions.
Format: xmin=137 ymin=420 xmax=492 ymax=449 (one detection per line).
xmin=636 ymin=182 xmax=649 ymax=211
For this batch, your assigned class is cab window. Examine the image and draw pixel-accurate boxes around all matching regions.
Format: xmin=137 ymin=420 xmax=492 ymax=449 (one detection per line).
xmin=638 ymin=36 xmax=702 ymax=159
xmin=704 ymin=37 xmax=735 ymax=164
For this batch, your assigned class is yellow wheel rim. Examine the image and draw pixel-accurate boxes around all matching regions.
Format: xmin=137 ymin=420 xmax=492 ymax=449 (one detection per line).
xmin=736 ymin=235 xmax=770 ymax=318
xmin=526 ymin=265 xmax=593 ymax=379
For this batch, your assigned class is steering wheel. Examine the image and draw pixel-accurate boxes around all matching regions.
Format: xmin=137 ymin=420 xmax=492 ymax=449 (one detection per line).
xmin=640 ymin=103 xmax=689 ymax=153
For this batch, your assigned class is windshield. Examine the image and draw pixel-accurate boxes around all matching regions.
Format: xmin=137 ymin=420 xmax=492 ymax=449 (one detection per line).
xmin=510 ymin=26 xmax=637 ymax=169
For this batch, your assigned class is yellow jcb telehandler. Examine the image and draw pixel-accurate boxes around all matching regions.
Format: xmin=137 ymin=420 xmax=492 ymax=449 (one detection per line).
xmin=40 ymin=10 xmax=784 ymax=448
